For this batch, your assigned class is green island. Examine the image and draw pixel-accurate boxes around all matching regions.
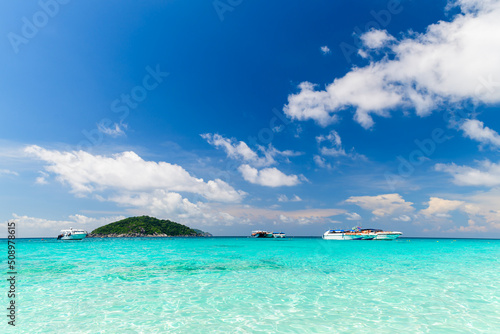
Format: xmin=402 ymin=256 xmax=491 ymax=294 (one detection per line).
xmin=89 ymin=216 xmax=212 ymax=238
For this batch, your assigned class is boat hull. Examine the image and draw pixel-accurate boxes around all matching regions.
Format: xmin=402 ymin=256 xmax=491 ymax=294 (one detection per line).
xmin=374 ymin=232 xmax=402 ymax=240
xmin=322 ymin=232 xmax=363 ymax=240
xmin=60 ymin=233 xmax=87 ymax=240
xmin=323 ymin=229 xmax=401 ymax=240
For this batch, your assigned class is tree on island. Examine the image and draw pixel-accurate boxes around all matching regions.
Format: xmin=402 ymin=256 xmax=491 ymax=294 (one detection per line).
xmin=90 ymin=216 xmax=211 ymax=237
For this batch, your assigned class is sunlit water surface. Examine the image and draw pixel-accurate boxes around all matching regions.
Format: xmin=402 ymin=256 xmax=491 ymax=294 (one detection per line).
xmin=3 ymin=237 xmax=499 ymax=333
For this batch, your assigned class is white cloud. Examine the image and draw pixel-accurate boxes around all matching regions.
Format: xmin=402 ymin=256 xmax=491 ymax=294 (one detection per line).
xmin=317 ymin=130 xmax=346 ymax=157
xmin=284 ymin=1 xmax=500 ymax=128
xmin=202 ymin=133 xmax=261 ymax=164
xmin=313 ymin=155 xmax=332 ymax=169
xmin=201 ymin=133 xmax=301 ymax=167
xmin=25 ymin=145 xmax=245 ymax=202
xmin=0 ymin=169 xmax=18 ymax=176
xmin=393 ymin=215 xmax=412 ymax=222
xmin=238 ymin=164 xmax=301 ymax=187
xmin=278 ymin=194 xmax=302 ymax=202
xmin=457 ymin=219 xmax=488 ymax=232
xmin=224 ymin=206 xmax=346 ymax=225
xmin=345 ymin=212 xmax=361 ymax=220
xmin=417 ymin=192 xmax=500 ymax=233
xmin=106 ymin=190 xmax=238 ymax=226
xmin=320 ymin=45 xmax=331 ymax=55
xmin=98 ymin=122 xmax=127 ymax=137
xmin=435 ymin=160 xmax=500 ymax=187
xmin=345 ymin=193 xmax=414 ymax=217
xmin=420 ymin=197 xmax=465 ymax=216
xmin=316 ymin=130 xmax=342 ymax=146
xmin=460 ymin=119 xmax=500 ymax=147
xmin=35 ymin=171 xmax=49 ymax=184
xmin=316 ymin=130 xmax=366 ymax=160
xmin=360 ymin=29 xmax=395 ymax=49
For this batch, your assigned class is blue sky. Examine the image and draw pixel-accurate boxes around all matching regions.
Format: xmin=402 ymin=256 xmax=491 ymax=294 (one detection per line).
xmin=1 ymin=0 xmax=500 ymax=237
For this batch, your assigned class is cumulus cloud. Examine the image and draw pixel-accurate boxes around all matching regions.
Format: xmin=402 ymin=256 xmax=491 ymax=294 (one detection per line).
xmin=284 ymin=0 xmax=500 ymax=128
xmin=238 ymin=164 xmax=302 ymax=187
xmin=317 ymin=130 xmax=345 ymax=156
xmin=435 ymin=160 xmax=500 ymax=187
xmin=201 ymin=134 xmax=305 ymax=188
xmin=24 ymin=145 xmax=248 ymax=226
xmin=420 ymin=197 xmax=465 ymax=216
xmin=106 ymin=190 xmax=239 ymax=226
xmin=201 ymin=133 xmax=301 ymax=167
xmin=224 ymin=206 xmax=346 ymax=225
xmin=360 ymin=29 xmax=395 ymax=49
xmin=345 ymin=193 xmax=414 ymax=217
xmin=315 ymin=130 xmax=366 ymax=160
xmin=460 ymin=119 xmax=500 ymax=147
xmin=418 ymin=192 xmax=500 ymax=233
xmin=313 ymin=155 xmax=332 ymax=169
xmin=320 ymin=45 xmax=331 ymax=55
xmin=456 ymin=219 xmax=488 ymax=232
xmin=25 ymin=145 xmax=245 ymax=203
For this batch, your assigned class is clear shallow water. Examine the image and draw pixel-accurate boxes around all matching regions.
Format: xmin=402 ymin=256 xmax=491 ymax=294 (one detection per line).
xmin=2 ymin=237 xmax=499 ymax=333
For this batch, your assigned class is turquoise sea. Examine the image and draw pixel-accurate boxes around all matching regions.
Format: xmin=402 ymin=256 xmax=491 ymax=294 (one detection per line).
xmin=3 ymin=237 xmax=499 ymax=333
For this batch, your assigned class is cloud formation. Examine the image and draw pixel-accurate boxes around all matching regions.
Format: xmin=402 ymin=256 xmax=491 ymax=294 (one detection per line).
xmin=238 ymin=164 xmax=302 ymax=187
xmin=320 ymin=45 xmax=331 ymax=55
xmin=278 ymin=194 xmax=302 ymax=202
xmin=418 ymin=194 xmax=500 ymax=232
xmin=345 ymin=193 xmax=414 ymax=217
xmin=25 ymin=145 xmax=245 ymax=203
xmin=284 ymin=0 xmax=500 ymax=128
xmin=420 ymin=197 xmax=465 ymax=217
xmin=435 ymin=160 xmax=500 ymax=187
xmin=202 ymin=134 xmax=303 ymax=187
xmin=24 ymin=145 xmax=250 ymax=226
xmin=201 ymin=133 xmax=300 ymax=167
xmin=360 ymin=29 xmax=395 ymax=49
xmin=460 ymin=119 xmax=500 ymax=147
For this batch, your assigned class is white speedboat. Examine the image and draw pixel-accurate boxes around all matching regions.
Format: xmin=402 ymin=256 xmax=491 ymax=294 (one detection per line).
xmin=323 ymin=227 xmax=401 ymax=240
xmin=272 ymin=232 xmax=286 ymax=238
xmin=57 ymin=228 xmax=88 ymax=240
xmin=374 ymin=231 xmax=402 ymax=240
xmin=360 ymin=229 xmax=402 ymax=240
xmin=322 ymin=229 xmax=364 ymax=240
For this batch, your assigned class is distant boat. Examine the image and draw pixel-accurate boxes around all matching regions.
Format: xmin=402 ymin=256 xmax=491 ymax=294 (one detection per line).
xmin=57 ymin=228 xmax=88 ymax=240
xmin=251 ymin=230 xmax=286 ymax=238
xmin=323 ymin=227 xmax=401 ymax=240
xmin=251 ymin=230 xmax=273 ymax=238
